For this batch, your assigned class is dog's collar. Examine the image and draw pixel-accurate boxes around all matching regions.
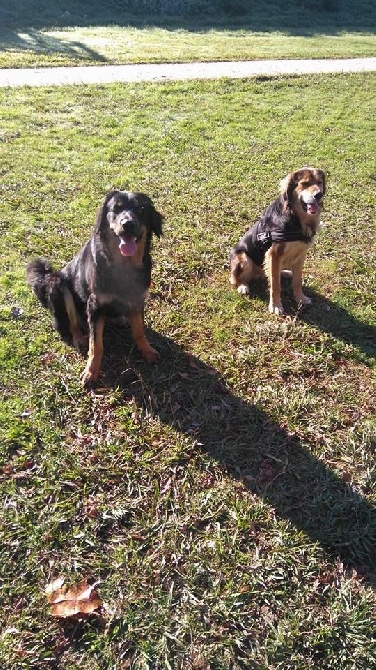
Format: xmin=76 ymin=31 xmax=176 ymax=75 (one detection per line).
xmin=257 ymin=212 xmax=317 ymax=246
xmin=269 ymin=228 xmax=316 ymax=244
xmin=253 ymin=229 xmax=316 ymax=249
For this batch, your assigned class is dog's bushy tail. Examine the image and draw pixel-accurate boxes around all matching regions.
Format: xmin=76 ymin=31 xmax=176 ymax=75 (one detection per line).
xmin=26 ymin=258 xmax=55 ymax=308
xmin=26 ymin=258 xmax=75 ymax=345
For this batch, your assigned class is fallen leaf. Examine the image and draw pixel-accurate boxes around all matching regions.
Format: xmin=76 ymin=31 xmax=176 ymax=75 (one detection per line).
xmin=160 ymin=477 xmax=172 ymax=495
xmin=45 ymin=578 xmax=102 ymax=618
xmin=45 ymin=577 xmax=65 ymax=598
xmin=19 ymin=410 xmax=32 ymax=418
xmin=11 ymin=306 xmax=24 ymax=319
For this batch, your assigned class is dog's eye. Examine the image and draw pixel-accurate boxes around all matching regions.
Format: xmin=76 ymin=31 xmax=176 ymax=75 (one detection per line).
xmin=301 ymin=181 xmax=310 ymax=187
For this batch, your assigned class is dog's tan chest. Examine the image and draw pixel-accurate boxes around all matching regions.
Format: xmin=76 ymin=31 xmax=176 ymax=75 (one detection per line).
xmin=270 ymin=239 xmax=312 ymax=270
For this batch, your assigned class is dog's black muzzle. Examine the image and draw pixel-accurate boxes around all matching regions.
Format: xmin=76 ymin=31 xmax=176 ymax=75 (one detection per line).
xmin=120 ymin=218 xmax=141 ymax=239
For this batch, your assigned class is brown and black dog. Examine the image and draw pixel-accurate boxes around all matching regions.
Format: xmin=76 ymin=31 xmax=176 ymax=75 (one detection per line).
xmin=27 ymin=190 xmax=163 ymax=386
xmin=229 ymin=167 xmax=326 ymax=315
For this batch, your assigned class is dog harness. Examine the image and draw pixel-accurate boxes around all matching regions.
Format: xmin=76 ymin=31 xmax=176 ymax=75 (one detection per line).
xmin=245 ymin=216 xmax=316 ymax=267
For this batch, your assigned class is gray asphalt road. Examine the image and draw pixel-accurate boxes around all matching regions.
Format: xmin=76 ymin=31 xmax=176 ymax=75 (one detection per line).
xmin=1 ymin=58 xmax=375 ymax=87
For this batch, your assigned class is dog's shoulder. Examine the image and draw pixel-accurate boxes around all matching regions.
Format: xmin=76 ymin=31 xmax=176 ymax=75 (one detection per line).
xmin=259 ymin=196 xmax=291 ymax=232
xmin=230 ymin=194 xmax=308 ymax=268
xmin=260 ymin=196 xmax=310 ymax=243
xmin=233 ymin=197 xmax=286 ymax=249
xmin=60 ymin=235 xmax=98 ymax=301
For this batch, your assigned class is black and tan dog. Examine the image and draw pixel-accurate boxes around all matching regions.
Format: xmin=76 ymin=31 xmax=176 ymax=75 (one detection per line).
xmin=229 ymin=167 xmax=326 ymax=315
xmin=27 ymin=190 xmax=163 ymax=386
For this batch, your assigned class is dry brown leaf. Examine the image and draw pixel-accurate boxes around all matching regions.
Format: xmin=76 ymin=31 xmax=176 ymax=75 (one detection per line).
xmin=50 ymin=591 xmax=102 ymax=617
xmin=45 ymin=577 xmax=102 ymax=618
xmin=45 ymin=577 xmax=65 ymax=600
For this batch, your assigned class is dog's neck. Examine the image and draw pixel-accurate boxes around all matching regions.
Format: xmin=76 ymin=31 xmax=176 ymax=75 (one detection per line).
xmin=299 ymin=214 xmax=321 ymax=238
xmin=287 ymin=203 xmax=321 ymax=239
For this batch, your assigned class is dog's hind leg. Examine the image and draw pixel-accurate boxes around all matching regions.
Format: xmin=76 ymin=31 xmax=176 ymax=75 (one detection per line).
xmin=63 ymin=287 xmax=87 ymax=351
xmin=81 ymin=298 xmax=105 ymax=387
xmin=128 ymin=310 xmax=159 ymax=363
xmin=229 ymin=251 xmax=256 ymax=294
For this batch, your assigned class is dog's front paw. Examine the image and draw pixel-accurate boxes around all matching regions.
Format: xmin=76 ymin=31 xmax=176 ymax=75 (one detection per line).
xmin=140 ymin=344 xmax=160 ymax=364
xmin=237 ymin=284 xmax=250 ymax=295
xmin=269 ymin=303 xmax=285 ymax=316
xmin=81 ymin=365 xmax=100 ymax=388
xmin=297 ymin=294 xmax=312 ymax=306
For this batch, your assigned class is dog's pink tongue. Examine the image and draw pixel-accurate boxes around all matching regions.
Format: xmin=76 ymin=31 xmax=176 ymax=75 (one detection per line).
xmin=119 ymin=237 xmax=137 ymax=257
xmin=307 ymin=202 xmax=319 ymax=214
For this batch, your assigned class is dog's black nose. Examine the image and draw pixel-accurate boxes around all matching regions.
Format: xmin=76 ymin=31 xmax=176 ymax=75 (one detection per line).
xmin=122 ymin=219 xmax=138 ymax=235
xmin=314 ymin=191 xmax=323 ymax=201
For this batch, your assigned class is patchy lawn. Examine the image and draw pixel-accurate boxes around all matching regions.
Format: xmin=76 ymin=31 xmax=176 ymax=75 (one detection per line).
xmin=1 ymin=0 xmax=376 ymax=67
xmin=0 ymin=73 xmax=375 ymax=668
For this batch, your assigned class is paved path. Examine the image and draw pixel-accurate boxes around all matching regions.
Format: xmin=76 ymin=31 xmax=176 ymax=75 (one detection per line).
xmin=1 ymin=58 xmax=375 ymax=87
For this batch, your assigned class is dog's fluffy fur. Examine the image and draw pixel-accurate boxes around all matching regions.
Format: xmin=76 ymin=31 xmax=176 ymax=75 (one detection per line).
xmin=27 ymin=190 xmax=163 ymax=386
xmin=229 ymin=167 xmax=326 ymax=315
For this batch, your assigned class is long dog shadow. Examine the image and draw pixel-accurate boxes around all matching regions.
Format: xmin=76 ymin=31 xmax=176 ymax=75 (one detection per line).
xmin=245 ymin=279 xmax=375 ymax=361
xmin=299 ymin=289 xmax=375 ymax=361
xmin=101 ymin=322 xmax=376 ymax=583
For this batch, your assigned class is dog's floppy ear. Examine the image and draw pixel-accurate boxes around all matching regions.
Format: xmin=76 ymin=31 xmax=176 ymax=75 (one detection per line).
xmin=279 ymin=171 xmax=297 ymax=211
xmin=95 ymin=190 xmax=120 ymax=232
xmin=137 ymin=193 xmax=163 ymax=238
xmin=317 ymin=169 xmax=326 ymax=195
xmin=149 ymin=204 xmax=163 ymax=238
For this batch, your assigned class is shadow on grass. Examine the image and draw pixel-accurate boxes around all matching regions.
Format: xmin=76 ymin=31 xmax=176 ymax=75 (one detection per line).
xmin=1 ymin=1 xmax=375 ymax=38
xmin=230 ymin=277 xmax=375 ymax=362
xmin=1 ymin=2 xmax=374 ymax=68
xmin=100 ymin=312 xmax=376 ymax=584
xmin=298 ymin=289 xmax=375 ymax=362
xmin=0 ymin=29 xmax=108 ymax=63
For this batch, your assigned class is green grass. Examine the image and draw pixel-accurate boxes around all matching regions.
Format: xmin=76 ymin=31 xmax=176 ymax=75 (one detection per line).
xmin=1 ymin=73 xmax=376 ymax=668
xmin=0 ymin=0 xmax=376 ymax=67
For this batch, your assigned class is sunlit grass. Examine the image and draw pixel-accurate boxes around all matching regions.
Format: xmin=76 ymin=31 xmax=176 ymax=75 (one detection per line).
xmin=1 ymin=0 xmax=376 ymax=68
xmin=1 ymin=26 xmax=376 ymax=68
xmin=0 ymin=73 xmax=375 ymax=668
